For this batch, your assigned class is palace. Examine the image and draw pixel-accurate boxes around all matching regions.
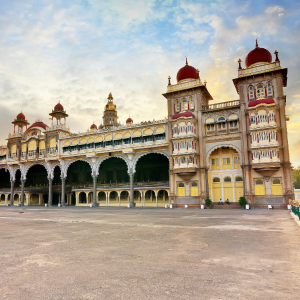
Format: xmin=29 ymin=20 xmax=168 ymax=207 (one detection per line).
xmin=0 ymin=42 xmax=294 ymax=208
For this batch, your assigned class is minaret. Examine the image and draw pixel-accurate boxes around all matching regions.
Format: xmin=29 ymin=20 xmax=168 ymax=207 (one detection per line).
xmin=102 ymin=93 xmax=118 ymax=128
xmin=12 ymin=112 xmax=29 ymax=133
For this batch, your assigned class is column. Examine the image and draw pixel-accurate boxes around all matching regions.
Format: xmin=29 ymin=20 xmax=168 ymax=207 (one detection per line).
xmin=76 ymin=192 xmax=79 ymax=206
xmin=92 ymin=175 xmax=97 ymax=207
xmin=129 ymin=173 xmax=135 ymax=207
xmin=155 ymin=193 xmax=158 ymax=207
xmin=10 ymin=180 xmax=15 ymax=206
xmin=61 ymin=177 xmax=66 ymax=206
xmin=20 ymin=179 xmax=25 ymax=206
xmin=48 ymin=178 xmax=53 ymax=207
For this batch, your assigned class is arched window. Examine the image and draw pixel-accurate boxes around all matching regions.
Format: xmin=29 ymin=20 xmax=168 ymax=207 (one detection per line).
xmin=177 ymin=182 xmax=185 ymax=196
xmin=213 ymin=177 xmax=220 ymax=183
xmin=217 ymin=116 xmax=226 ymax=130
xmin=257 ymin=110 xmax=267 ymax=124
xmin=272 ymin=178 xmax=282 ymax=195
xmin=248 ymin=85 xmax=254 ymax=99
xmin=236 ymin=177 xmax=243 ymax=182
xmin=218 ymin=116 xmax=226 ymax=122
xmin=178 ymin=183 xmax=184 ymax=187
xmin=273 ymin=179 xmax=280 ymax=184
xmin=224 ymin=177 xmax=231 ymax=182
xmin=256 ymin=84 xmax=265 ymax=100
xmin=181 ymin=99 xmax=188 ymax=111
xmin=267 ymin=82 xmax=273 ymax=97
xmin=255 ymin=179 xmax=265 ymax=195
xmin=191 ymin=182 xmax=198 ymax=196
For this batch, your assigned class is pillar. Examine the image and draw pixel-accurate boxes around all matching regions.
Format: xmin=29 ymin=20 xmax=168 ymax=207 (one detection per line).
xmin=48 ymin=178 xmax=53 ymax=206
xmin=155 ymin=193 xmax=158 ymax=207
xmin=10 ymin=180 xmax=15 ymax=206
xmin=76 ymin=192 xmax=79 ymax=206
xmin=20 ymin=179 xmax=25 ymax=206
xmin=92 ymin=175 xmax=97 ymax=207
xmin=129 ymin=172 xmax=135 ymax=207
xmin=61 ymin=177 xmax=66 ymax=206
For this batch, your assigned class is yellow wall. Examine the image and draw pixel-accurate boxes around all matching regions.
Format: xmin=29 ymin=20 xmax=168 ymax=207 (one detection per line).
xmin=28 ymin=140 xmax=36 ymax=151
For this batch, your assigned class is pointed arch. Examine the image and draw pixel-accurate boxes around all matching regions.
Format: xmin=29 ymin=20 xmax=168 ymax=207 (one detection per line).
xmin=132 ymin=151 xmax=169 ymax=173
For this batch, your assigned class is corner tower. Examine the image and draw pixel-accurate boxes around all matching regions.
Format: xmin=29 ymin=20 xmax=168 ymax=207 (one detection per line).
xmin=163 ymin=59 xmax=213 ymax=207
xmin=233 ymin=40 xmax=294 ymax=206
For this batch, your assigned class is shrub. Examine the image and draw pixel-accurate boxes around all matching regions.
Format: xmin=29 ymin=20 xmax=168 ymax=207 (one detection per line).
xmin=205 ymin=197 xmax=212 ymax=208
xmin=238 ymin=196 xmax=247 ymax=208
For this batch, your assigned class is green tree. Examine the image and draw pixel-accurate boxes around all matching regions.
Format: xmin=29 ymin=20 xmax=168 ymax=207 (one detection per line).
xmin=293 ymin=166 xmax=300 ymax=189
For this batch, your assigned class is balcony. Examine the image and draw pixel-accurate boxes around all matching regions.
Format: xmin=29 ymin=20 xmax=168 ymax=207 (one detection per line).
xmin=202 ymin=100 xmax=240 ymax=112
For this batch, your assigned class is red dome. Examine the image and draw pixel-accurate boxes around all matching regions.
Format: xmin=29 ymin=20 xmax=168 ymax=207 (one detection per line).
xmin=172 ymin=112 xmax=195 ymax=120
xmin=245 ymin=43 xmax=272 ymax=68
xmin=176 ymin=59 xmax=199 ymax=83
xmin=16 ymin=112 xmax=26 ymax=120
xmin=248 ymin=98 xmax=275 ymax=108
xmin=54 ymin=103 xmax=64 ymax=111
xmin=126 ymin=117 xmax=133 ymax=124
xmin=26 ymin=121 xmax=48 ymax=131
xmin=90 ymin=124 xmax=97 ymax=130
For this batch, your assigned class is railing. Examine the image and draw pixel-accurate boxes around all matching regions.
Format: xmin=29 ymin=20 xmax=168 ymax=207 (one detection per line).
xmin=45 ymin=124 xmax=70 ymax=132
xmin=292 ymin=205 xmax=300 ymax=220
xmin=202 ymin=100 xmax=240 ymax=111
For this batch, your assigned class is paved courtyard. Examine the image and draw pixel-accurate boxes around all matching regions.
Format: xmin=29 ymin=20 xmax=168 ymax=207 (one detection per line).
xmin=0 ymin=207 xmax=300 ymax=300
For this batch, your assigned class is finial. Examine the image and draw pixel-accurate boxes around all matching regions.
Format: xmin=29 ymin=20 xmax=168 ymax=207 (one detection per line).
xmin=274 ymin=50 xmax=279 ymax=62
xmin=108 ymin=92 xmax=113 ymax=100
xmin=256 ymin=38 xmax=258 ymax=48
xmin=204 ymin=80 xmax=207 ymax=87
xmin=238 ymin=58 xmax=242 ymax=70
xmin=168 ymin=76 xmax=171 ymax=86
xmin=186 ymin=57 xmax=188 ymax=65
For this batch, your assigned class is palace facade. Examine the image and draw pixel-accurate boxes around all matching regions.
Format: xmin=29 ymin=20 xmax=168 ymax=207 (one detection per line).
xmin=0 ymin=42 xmax=294 ymax=208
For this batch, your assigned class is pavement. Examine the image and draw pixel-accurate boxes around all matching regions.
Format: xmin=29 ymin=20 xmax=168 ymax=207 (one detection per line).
xmin=0 ymin=207 xmax=300 ymax=300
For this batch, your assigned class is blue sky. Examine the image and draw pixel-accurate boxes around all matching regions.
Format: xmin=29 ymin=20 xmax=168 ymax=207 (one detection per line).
xmin=1 ymin=0 xmax=300 ymax=164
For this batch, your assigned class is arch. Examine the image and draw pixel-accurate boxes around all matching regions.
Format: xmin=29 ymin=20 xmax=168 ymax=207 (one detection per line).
xmin=109 ymin=191 xmax=118 ymax=201
xmin=0 ymin=168 xmax=11 ymax=189
xmin=155 ymin=126 xmax=165 ymax=134
xmin=228 ymin=114 xmax=238 ymax=120
xmin=206 ymin=144 xmax=242 ymax=165
xmin=217 ymin=116 xmax=226 ymax=122
xmin=28 ymin=140 xmax=37 ymax=151
xmin=79 ymin=192 xmax=87 ymax=204
xmin=132 ymin=151 xmax=169 ymax=174
xmin=256 ymin=83 xmax=265 ymax=99
xmin=98 ymin=191 xmax=106 ymax=203
xmin=120 ymin=191 xmax=129 ymax=201
xmin=205 ymin=117 xmax=214 ymax=124
xmin=157 ymin=190 xmax=169 ymax=201
xmin=213 ymin=177 xmax=220 ymax=183
xmin=248 ymin=85 xmax=254 ymax=99
xmin=63 ymin=158 xmax=94 ymax=178
xmin=95 ymin=155 xmax=130 ymax=176
xmin=23 ymin=163 xmax=50 ymax=180
xmin=123 ymin=131 xmax=131 ymax=138
xmin=80 ymin=138 xmax=87 ymax=144
xmin=145 ymin=190 xmax=155 ymax=201
xmin=224 ymin=177 xmax=231 ymax=182
xmin=236 ymin=176 xmax=243 ymax=182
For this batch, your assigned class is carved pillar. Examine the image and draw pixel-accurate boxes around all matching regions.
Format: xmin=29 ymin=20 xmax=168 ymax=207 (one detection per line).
xmin=20 ymin=179 xmax=25 ymax=206
xmin=92 ymin=175 xmax=97 ymax=207
xmin=48 ymin=178 xmax=53 ymax=206
xmin=61 ymin=177 xmax=66 ymax=206
xmin=10 ymin=180 xmax=15 ymax=206
xmin=129 ymin=172 xmax=135 ymax=207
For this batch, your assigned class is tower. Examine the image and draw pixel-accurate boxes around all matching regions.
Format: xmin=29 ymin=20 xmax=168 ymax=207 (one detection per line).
xmin=233 ymin=40 xmax=294 ymax=205
xmin=163 ymin=59 xmax=213 ymax=207
xmin=11 ymin=112 xmax=29 ymax=133
xmin=102 ymin=93 xmax=118 ymax=128
xmin=49 ymin=102 xmax=68 ymax=126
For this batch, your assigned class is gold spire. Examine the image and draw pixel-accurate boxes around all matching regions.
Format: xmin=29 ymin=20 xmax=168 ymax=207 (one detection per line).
xmin=108 ymin=92 xmax=113 ymax=101
xmin=105 ymin=92 xmax=116 ymax=111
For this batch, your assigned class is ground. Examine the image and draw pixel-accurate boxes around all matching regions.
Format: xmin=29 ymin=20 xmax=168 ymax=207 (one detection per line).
xmin=0 ymin=207 xmax=300 ymax=300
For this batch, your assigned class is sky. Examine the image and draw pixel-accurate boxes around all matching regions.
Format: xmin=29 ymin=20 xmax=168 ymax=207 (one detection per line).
xmin=0 ymin=0 xmax=300 ymax=165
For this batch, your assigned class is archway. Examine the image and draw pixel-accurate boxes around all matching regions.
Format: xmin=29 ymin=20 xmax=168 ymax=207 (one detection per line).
xmin=14 ymin=194 xmax=19 ymax=205
xmin=30 ymin=194 xmax=39 ymax=205
xmin=120 ymin=191 xmax=129 ymax=202
xmin=134 ymin=191 xmax=141 ymax=202
xmin=98 ymin=191 xmax=106 ymax=205
xmin=135 ymin=153 xmax=169 ymax=182
xmin=79 ymin=192 xmax=87 ymax=204
xmin=157 ymin=190 xmax=169 ymax=203
xmin=109 ymin=191 xmax=118 ymax=204
xmin=66 ymin=161 xmax=93 ymax=186
xmin=14 ymin=170 xmax=21 ymax=189
xmin=145 ymin=190 xmax=155 ymax=202
xmin=0 ymin=194 xmax=5 ymax=204
xmin=98 ymin=157 xmax=128 ymax=184
xmin=0 ymin=168 xmax=10 ymax=189
xmin=208 ymin=147 xmax=243 ymax=202
xmin=25 ymin=165 xmax=48 ymax=187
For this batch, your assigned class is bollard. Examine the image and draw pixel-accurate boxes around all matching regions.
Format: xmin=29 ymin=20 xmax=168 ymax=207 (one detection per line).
xmin=170 ymin=204 xmax=173 ymax=209
xmin=185 ymin=205 xmax=188 ymax=209
xmin=201 ymin=205 xmax=204 ymax=209
xmin=165 ymin=204 xmax=168 ymax=209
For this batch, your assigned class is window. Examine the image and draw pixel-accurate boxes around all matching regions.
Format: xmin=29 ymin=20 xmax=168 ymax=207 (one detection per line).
xmin=191 ymin=182 xmax=198 ymax=196
xmin=230 ymin=120 xmax=238 ymax=128
xmin=188 ymin=140 xmax=192 ymax=149
xmin=255 ymin=179 xmax=265 ymax=195
xmin=256 ymin=84 xmax=265 ymax=100
xmin=189 ymin=98 xmax=195 ymax=110
xmin=253 ymin=151 xmax=259 ymax=159
xmin=175 ymin=100 xmax=180 ymax=112
xmin=207 ymin=124 xmax=214 ymax=131
xmin=272 ymin=178 xmax=282 ymax=195
xmin=177 ymin=183 xmax=185 ymax=196
xmin=224 ymin=177 xmax=231 ymax=182
xmin=267 ymin=82 xmax=273 ymax=97
xmin=218 ymin=122 xmax=226 ymax=129
xmin=179 ymin=125 xmax=186 ymax=134
xmin=180 ymin=157 xmax=186 ymax=164
xmin=213 ymin=177 xmax=220 ymax=182
xmin=272 ymin=149 xmax=277 ymax=158
xmin=181 ymin=99 xmax=188 ymax=111
xmin=252 ymin=133 xmax=257 ymax=142
xmin=234 ymin=157 xmax=240 ymax=164
xmin=257 ymin=112 xmax=267 ymax=124
xmin=175 ymin=157 xmax=178 ymax=165
xmin=270 ymin=131 xmax=276 ymax=140
xmin=212 ymin=158 xmax=219 ymax=165
xmin=218 ymin=117 xmax=226 ymax=122
xmin=269 ymin=111 xmax=275 ymax=123
xmin=179 ymin=141 xmax=186 ymax=149
xmin=178 ymin=183 xmax=184 ymax=187
xmin=223 ymin=158 xmax=230 ymax=165
xmin=250 ymin=115 xmax=256 ymax=125
xmin=188 ymin=156 xmax=193 ymax=163
xmin=236 ymin=177 xmax=243 ymax=182
xmin=248 ymin=85 xmax=254 ymax=99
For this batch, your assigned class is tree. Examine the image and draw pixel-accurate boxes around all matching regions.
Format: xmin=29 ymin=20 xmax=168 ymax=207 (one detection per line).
xmin=293 ymin=166 xmax=300 ymax=189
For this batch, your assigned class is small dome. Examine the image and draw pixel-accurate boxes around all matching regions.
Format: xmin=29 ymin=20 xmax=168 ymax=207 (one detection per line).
xmin=90 ymin=124 xmax=97 ymax=130
xmin=176 ymin=59 xmax=199 ymax=83
xmin=54 ymin=103 xmax=64 ymax=111
xmin=16 ymin=112 xmax=26 ymax=120
xmin=126 ymin=117 xmax=133 ymax=124
xmin=26 ymin=121 xmax=48 ymax=131
xmin=245 ymin=41 xmax=272 ymax=68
